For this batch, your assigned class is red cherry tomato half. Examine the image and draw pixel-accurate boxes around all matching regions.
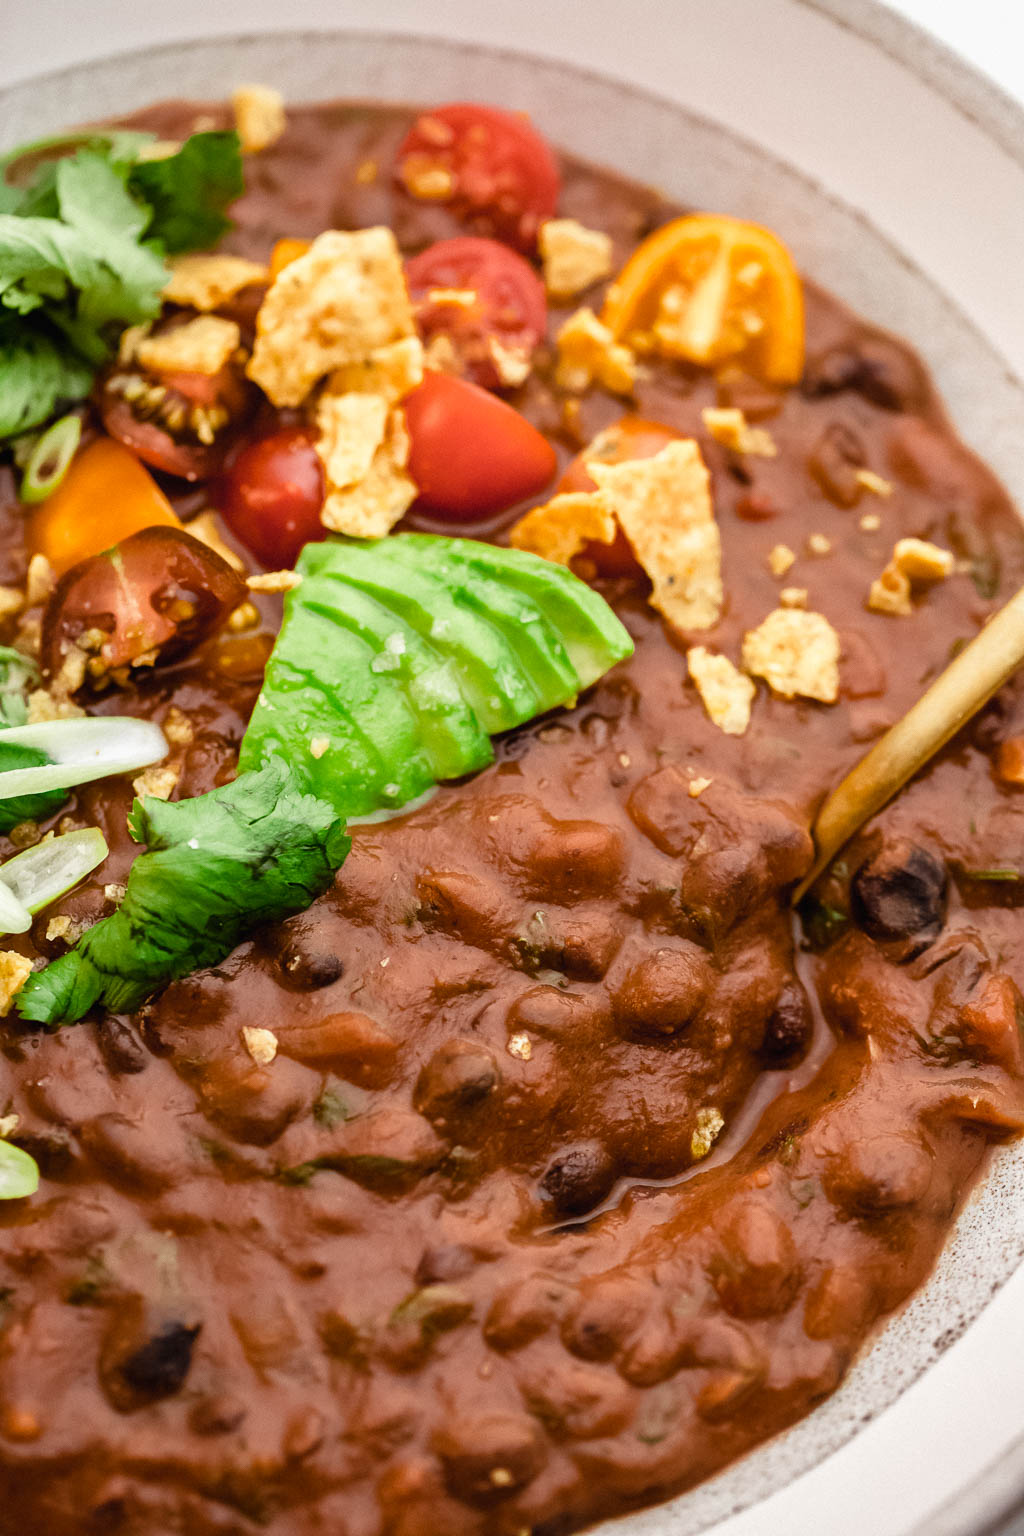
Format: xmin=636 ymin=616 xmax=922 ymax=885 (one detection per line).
xmin=404 ymin=372 xmax=557 ymax=522
xmin=98 ymin=363 xmax=251 ymax=482
xmin=558 ymin=416 xmax=681 ymax=577
xmin=396 ymin=102 xmax=560 ymax=251
xmin=40 ymin=526 xmax=246 ymax=685
xmin=219 ymin=428 xmax=326 ymax=569
xmin=405 ymin=237 xmax=547 ymax=392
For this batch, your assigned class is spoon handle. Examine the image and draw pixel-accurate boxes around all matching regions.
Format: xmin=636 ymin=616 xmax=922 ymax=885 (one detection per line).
xmin=793 ymin=585 xmax=1024 ymax=904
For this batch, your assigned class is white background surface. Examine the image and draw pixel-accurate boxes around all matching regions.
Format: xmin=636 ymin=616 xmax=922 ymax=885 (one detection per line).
xmin=0 ymin=0 xmax=1021 ymax=99
xmin=3 ymin=4 xmax=1024 ymax=1536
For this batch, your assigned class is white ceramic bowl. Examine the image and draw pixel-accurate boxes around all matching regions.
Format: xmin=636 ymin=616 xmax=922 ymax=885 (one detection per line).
xmin=3 ymin=9 xmax=1024 ymax=1534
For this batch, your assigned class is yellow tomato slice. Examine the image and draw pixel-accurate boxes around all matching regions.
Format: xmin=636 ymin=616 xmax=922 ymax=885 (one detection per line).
xmin=601 ymin=214 xmax=805 ymax=385
xmin=29 ymin=438 xmax=181 ymax=577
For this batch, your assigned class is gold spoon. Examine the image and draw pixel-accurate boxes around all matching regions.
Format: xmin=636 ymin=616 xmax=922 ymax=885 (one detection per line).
xmin=793 ymin=584 xmax=1024 ymax=905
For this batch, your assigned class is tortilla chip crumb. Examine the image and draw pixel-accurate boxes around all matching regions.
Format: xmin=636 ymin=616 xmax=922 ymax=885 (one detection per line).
xmin=104 ymin=883 xmax=127 ymax=906
xmin=232 ymin=83 xmax=286 ymax=154
xmin=133 ymin=764 xmax=179 ymax=801
xmin=507 ymin=1031 xmax=533 ymax=1061
xmin=46 ymin=914 xmax=83 ymax=945
xmin=248 ymin=228 xmax=415 ymax=407
xmin=686 ymin=646 xmax=755 ymax=736
xmin=855 ymin=468 xmax=893 ymax=498
xmin=868 ymin=565 xmax=913 ymax=616
xmin=702 ymin=406 xmax=777 ymax=458
xmin=310 ymin=735 xmax=331 ymax=759
xmin=137 ymin=316 xmax=241 ymax=378
xmin=555 ymin=307 xmax=637 ymax=395
xmin=807 ymin=533 xmax=832 ymax=556
xmin=860 ymin=512 xmax=882 ymax=532
xmin=247 ymin=570 xmax=303 ymax=593
xmin=779 ymin=586 xmax=808 ymax=609
xmin=742 ymin=608 xmax=840 ymax=702
xmin=163 ymin=706 xmax=194 ymax=747
xmin=0 ymin=952 xmax=31 ymax=1016
xmin=539 ymin=218 xmax=614 ymax=301
xmin=893 ymin=537 xmax=955 ymax=583
xmin=25 ymin=554 xmax=54 ymax=608
xmin=186 ymin=512 xmax=246 ymax=573
xmin=691 ymin=1107 xmax=724 ymax=1160
xmin=590 ymin=440 xmax=721 ymax=632
xmin=509 ymin=492 xmax=617 ymax=567
xmin=242 ymin=1026 xmax=279 ymax=1066
xmin=26 ymin=687 xmax=84 ymax=724
xmin=0 ymin=587 xmax=23 ymax=621
xmin=317 ymin=394 xmax=417 ymax=539
xmin=227 ymin=601 xmax=260 ymax=632
xmin=688 ymin=775 xmax=713 ymax=798
xmin=326 ymin=335 xmax=424 ymax=405
xmin=162 ymin=253 xmax=268 ymax=312
xmin=356 ymin=158 xmax=379 ymax=185
xmin=768 ymin=543 xmax=796 ymax=578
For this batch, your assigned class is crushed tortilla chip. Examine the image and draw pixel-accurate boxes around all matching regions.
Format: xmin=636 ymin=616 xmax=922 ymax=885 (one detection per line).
xmin=316 ymin=392 xmax=391 ymax=490
xmin=247 ymin=570 xmax=303 ymax=593
xmin=855 ymin=468 xmax=893 ymax=498
xmin=702 ymin=406 xmax=777 ymax=458
xmin=132 ymin=764 xmax=179 ymax=801
xmin=539 ymin=218 xmax=613 ymax=301
xmin=691 ymin=1106 xmax=724 ymax=1160
xmin=137 ymin=316 xmax=241 ymax=378
xmin=768 ymin=543 xmax=795 ymax=578
xmin=590 ymin=440 xmax=721 ymax=632
xmin=893 ymin=537 xmax=955 ymax=582
xmin=742 ymin=608 xmax=840 ymax=702
xmin=686 ymin=646 xmax=755 ymax=735
xmin=325 ymin=335 xmax=424 ymax=405
xmin=555 ymin=307 xmax=637 ymax=395
xmin=508 ymin=492 xmax=617 ymax=567
xmin=867 ymin=565 xmax=912 ymax=616
xmin=0 ymin=952 xmax=31 ymax=1016
xmin=860 ymin=511 xmax=882 ymax=532
xmin=162 ymin=253 xmax=268 ymax=312
xmin=242 ymin=1025 xmax=278 ymax=1065
xmin=779 ymin=587 xmax=808 ymax=608
xmin=807 ymin=533 xmax=832 ymax=556
xmin=232 ymin=84 xmax=286 ymax=154
xmin=688 ymin=775 xmax=713 ymax=797
xmin=248 ymin=228 xmax=415 ymax=407
xmin=319 ymin=405 xmax=417 ymax=539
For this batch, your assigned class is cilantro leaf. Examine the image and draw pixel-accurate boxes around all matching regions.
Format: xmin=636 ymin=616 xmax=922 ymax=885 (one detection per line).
xmin=130 ymin=132 xmax=244 ymax=254
xmin=0 ymin=316 xmax=93 ymax=438
xmin=16 ymin=759 xmax=349 ymax=1025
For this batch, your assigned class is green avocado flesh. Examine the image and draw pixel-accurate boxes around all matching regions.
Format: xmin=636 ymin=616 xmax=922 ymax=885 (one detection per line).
xmin=239 ymin=533 xmax=634 ymax=818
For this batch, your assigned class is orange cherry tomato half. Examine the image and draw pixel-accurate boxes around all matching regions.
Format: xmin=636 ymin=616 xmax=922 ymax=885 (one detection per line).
xmin=601 ymin=214 xmax=805 ymax=385
xmin=404 ymin=372 xmax=557 ymax=521
xmin=219 ymin=428 xmax=327 ymax=569
xmin=269 ymin=237 xmax=312 ymax=280
xmin=396 ymin=102 xmax=560 ymax=251
xmin=559 ymin=416 xmax=680 ymax=577
xmin=28 ymin=437 xmax=181 ymax=578
xmin=405 ymin=236 xmax=547 ymax=391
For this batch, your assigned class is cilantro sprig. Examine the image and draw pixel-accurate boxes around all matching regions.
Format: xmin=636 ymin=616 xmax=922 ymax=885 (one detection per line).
xmin=0 ymin=129 xmax=243 ymax=439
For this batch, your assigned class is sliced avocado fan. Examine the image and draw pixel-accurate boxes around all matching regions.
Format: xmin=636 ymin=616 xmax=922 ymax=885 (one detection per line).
xmin=239 ymin=533 xmax=634 ymax=818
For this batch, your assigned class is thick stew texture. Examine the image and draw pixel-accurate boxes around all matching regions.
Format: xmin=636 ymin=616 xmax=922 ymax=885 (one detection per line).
xmin=1 ymin=97 xmax=1023 ymax=1536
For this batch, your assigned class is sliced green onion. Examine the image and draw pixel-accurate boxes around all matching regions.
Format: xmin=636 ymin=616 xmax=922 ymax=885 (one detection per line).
xmin=0 ymin=826 xmax=108 ymax=914
xmin=20 ymin=414 xmax=82 ymax=504
xmin=0 ymin=881 xmax=31 ymax=934
xmin=0 ymin=718 xmax=167 ymax=799
xmin=0 ymin=1140 xmax=40 ymax=1200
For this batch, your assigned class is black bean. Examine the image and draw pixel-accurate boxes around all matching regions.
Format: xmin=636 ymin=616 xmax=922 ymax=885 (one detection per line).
xmin=275 ymin=920 xmax=344 ymax=990
xmin=415 ymin=1243 xmax=477 ymax=1285
xmin=414 ymin=1040 xmax=499 ymax=1121
xmin=852 ymin=839 xmax=947 ymax=945
xmin=94 ymin=1017 xmax=149 ymax=1075
xmin=760 ymin=980 xmax=814 ymax=1064
xmin=802 ymin=337 xmax=928 ymax=413
xmin=540 ymin=1140 xmax=617 ymax=1218
xmin=101 ymin=1301 xmax=201 ymax=1412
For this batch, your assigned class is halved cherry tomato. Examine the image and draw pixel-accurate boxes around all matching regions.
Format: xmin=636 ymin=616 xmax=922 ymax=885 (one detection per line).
xmin=396 ymin=103 xmax=560 ymax=251
xmin=219 ymin=428 xmax=326 ymax=569
xmin=98 ymin=335 xmax=252 ymax=482
xmin=559 ymin=416 xmax=680 ymax=577
xmin=404 ymin=372 xmax=556 ymax=521
xmin=269 ymin=237 xmax=311 ymax=279
xmin=41 ymin=526 xmax=246 ymax=686
xmin=28 ymin=438 xmax=181 ymax=578
xmin=601 ymin=214 xmax=804 ymax=384
xmin=405 ymin=236 xmax=547 ymax=391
